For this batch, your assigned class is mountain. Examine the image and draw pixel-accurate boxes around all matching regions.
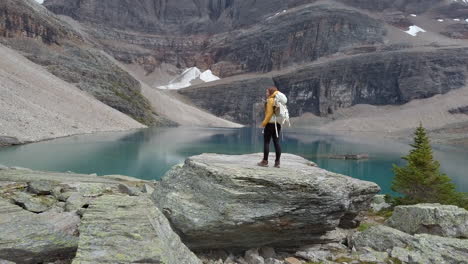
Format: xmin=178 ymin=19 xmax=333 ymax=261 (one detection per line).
xmin=0 ymin=0 xmax=157 ymax=126
xmin=2 ymin=0 xmax=468 ymax=143
xmin=0 ymin=0 xmax=241 ymax=144
xmin=0 ymin=42 xmax=145 ymax=146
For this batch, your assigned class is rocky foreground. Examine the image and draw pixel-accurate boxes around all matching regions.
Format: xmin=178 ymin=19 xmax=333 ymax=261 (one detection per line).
xmin=1 ymin=154 xmax=467 ymax=264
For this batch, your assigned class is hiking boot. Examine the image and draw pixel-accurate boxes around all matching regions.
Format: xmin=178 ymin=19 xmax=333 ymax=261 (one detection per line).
xmin=274 ymin=161 xmax=280 ymax=168
xmin=257 ymin=160 xmax=268 ymax=167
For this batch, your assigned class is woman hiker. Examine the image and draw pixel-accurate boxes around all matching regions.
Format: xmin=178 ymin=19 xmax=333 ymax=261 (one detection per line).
xmin=258 ymin=86 xmax=282 ymax=168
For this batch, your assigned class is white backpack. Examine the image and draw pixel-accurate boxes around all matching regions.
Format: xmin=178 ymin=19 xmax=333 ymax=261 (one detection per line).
xmin=273 ymin=92 xmax=291 ymax=137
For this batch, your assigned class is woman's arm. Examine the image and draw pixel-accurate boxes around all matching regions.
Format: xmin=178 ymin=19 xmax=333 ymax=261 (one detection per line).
xmin=261 ymin=98 xmax=275 ymax=127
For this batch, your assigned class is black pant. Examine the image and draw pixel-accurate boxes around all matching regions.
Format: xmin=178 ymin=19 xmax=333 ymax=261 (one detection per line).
xmin=263 ymin=123 xmax=281 ymax=162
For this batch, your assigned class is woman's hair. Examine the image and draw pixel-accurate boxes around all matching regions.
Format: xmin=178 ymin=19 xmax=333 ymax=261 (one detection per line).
xmin=267 ymin=86 xmax=278 ymax=96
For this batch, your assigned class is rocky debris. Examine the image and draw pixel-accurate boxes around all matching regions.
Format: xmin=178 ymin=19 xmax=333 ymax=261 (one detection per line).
xmin=0 ymin=136 xmax=21 ymax=147
xmin=28 ymin=180 xmax=55 ymax=195
xmin=11 ymin=191 xmax=55 ymax=213
xmin=385 ymin=203 xmax=468 ymax=238
xmin=370 ymin=195 xmax=392 ymax=212
xmin=449 ymin=105 xmax=468 ymax=115
xmin=0 ymin=198 xmax=78 ymax=264
xmin=295 ymin=243 xmax=348 ymax=263
xmin=118 ymin=183 xmax=141 ymax=196
xmin=325 ymin=154 xmax=369 ymax=160
xmin=338 ymin=0 xmax=439 ymax=14
xmin=37 ymin=211 xmax=81 ymax=236
xmin=73 ymin=195 xmax=202 ymax=264
xmin=351 ymin=225 xmax=468 ymax=264
xmin=0 ymin=167 xmax=201 ymax=263
xmin=152 ymin=153 xmax=380 ymax=249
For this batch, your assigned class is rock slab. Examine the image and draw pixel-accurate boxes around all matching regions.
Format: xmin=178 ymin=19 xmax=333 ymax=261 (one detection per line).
xmin=152 ymin=153 xmax=380 ymax=249
xmin=0 ymin=198 xmax=78 ymax=264
xmin=385 ymin=203 xmax=468 ymax=238
xmin=72 ymin=195 xmax=202 ymax=264
xmin=351 ymin=225 xmax=468 ymax=264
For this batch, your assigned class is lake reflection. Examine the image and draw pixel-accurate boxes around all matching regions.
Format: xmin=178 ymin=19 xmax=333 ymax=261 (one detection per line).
xmin=0 ymin=127 xmax=467 ymax=194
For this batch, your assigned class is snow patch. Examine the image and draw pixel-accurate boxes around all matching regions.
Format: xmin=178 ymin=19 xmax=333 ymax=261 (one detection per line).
xmin=453 ymin=0 xmax=468 ymax=4
xmin=266 ymin=10 xmax=287 ymax=20
xmin=34 ymin=0 xmax=44 ymax=3
xmin=158 ymin=67 xmax=220 ymax=90
xmin=404 ymin=25 xmax=426 ymax=36
xmin=437 ymin=19 xmax=445 ymax=22
xmin=466 ymin=18 xmax=468 ymax=22
xmin=453 ymin=18 xmax=461 ymax=21
xmin=200 ymin=70 xmax=220 ymax=82
xmin=410 ymin=14 xmax=417 ymax=17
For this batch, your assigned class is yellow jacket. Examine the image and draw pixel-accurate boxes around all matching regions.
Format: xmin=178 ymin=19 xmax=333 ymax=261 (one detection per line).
xmin=261 ymin=91 xmax=279 ymax=127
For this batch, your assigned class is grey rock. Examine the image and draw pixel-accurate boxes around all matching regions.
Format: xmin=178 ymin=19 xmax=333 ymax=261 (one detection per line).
xmin=350 ymin=225 xmax=416 ymax=252
xmin=0 ymin=259 xmax=15 ymax=264
xmin=0 ymin=165 xmax=8 ymax=171
xmin=357 ymin=249 xmax=389 ymax=263
xmin=351 ymin=225 xmax=468 ymax=264
xmin=11 ymin=192 xmax=54 ymax=213
xmin=224 ymin=254 xmax=237 ymax=264
xmin=370 ymin=195 xmax=391 ymax=212
xmin=38 ymin=211 xmax=80 ymax=236
xmin=72 ymin=195 xmax=201 ymax=264
xmin=245 ymin=249 xmax=265 ymax=264
xmin=259 ymin=247 xmax=276 ymax=259
xmin=0 ymin=136 xmax=21 ymax=147
xmin=64 ymin=193 xmax=90 ymax=212
xmin=118 ymin=183 xmax=141 ymax=196
xmin=57 ymin=191 xmax=73 ymax=202
xmin=385 ymin=203 xmax=468 ymax=238
xmin=265 ymin=258 xmax=284 ymax=264
xmin=236 ymin=257 xmax=249 ymax=264
xmin=51 ymin=186 xmax=63 ymax=199
xmin=143 ymin=183 xmax=155 ymax=194
xmin=295 ymin=248 xmax=331 ymax=263
xmin=28 ymin=181 xmax=55 ymax=195
xmin=0 ymin=199 xmax=77 ymax=264
xmin=152 ymin=153 xmax=380 ymax=249
xmin=10 ymin=167 xmax=32 ymax=172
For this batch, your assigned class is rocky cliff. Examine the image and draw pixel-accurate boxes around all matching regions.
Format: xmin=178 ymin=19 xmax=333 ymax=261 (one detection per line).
xmin=180 ymin=47 xmax=468 ymax=124
xmin=43 ymin=0 xmax=387 ymax=77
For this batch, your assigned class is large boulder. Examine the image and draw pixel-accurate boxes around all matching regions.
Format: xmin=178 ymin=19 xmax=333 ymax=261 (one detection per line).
xmin=351 ymin=225 xmax=468 ymax=264
xmin=385 ymin=203 xmax=468 ymax=238
xmin=0 ymin=198 xmax=78 ymax=264
xmin=152 ymin=153 xmax=380 ymax=249
xmin=72 ymin=195 xmax=202 ymax=264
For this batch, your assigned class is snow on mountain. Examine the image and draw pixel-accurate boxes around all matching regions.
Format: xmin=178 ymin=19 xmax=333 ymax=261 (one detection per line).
xmin=158 ymin=67 xmax=220 ymax=90
xmin=34 ymin=0 xmax=44 ymax=3
xmin=200 ymin=70 xmax=220 ymax=82
xmin=404 ymin=25 xmax=426 ymax=36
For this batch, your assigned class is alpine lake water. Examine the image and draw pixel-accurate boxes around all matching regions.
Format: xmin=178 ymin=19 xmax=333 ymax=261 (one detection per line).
xmin=0 ymin=127 xmax=467 ymax=195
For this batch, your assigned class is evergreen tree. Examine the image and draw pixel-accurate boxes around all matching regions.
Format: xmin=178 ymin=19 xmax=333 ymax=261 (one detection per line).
xmin=392 ymin=124 xmax=466 ymax=208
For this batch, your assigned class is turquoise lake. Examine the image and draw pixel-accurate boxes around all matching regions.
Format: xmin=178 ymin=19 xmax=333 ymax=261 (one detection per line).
xmin=0 ymin=127 xmax=467 ymax=194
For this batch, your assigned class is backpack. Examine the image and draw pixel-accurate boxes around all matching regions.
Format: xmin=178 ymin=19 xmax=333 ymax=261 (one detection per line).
xmin=273 ymin=92 xmax=291 ymax=138
xmin=273 ymin=92 xmax=291 ymax=127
